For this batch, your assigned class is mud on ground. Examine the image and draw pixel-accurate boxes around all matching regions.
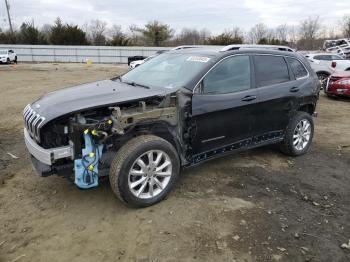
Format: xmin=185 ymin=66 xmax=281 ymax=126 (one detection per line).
xmin=0 ymin=63 xmax=349 ymax=262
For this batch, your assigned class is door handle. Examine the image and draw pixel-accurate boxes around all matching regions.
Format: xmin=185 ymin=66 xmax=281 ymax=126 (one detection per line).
xmin=241 ymin=95 xmax=257 ymax=102
xmin=290 ymin=86 xmax=300 ymax=92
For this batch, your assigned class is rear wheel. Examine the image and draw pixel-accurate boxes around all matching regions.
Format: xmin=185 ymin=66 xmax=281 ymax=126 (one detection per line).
xmin=14 ymin=56 xmax=17 ymax=64
xmin=109 ymin=135 xmax=180 ymax=207
xmin=280 ymin=112 xmax=314 ymax=156
xmin=317 ymin=73 xmax=329 ymax=90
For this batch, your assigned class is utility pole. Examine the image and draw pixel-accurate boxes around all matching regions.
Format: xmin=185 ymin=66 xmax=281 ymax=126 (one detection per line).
xmin=4 ymin=0 xmax=13 ymax=34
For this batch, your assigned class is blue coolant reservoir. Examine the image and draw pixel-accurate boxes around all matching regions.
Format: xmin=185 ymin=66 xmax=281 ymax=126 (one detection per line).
xmin=74 ymin=133 xmax=103 ymax=189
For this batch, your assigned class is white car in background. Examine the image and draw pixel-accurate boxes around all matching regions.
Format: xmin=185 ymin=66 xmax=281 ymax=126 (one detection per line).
xmin=129 ymin=55 xmax=154 ymax=69
xmin=308 ymin=59 xmax=335 ymax=89
xmin=0 ymin=49 xmax=17 ymax=64
xmin=129 ymin=47 xmax=201 ymax=70
xmin=305 ymin=53 xmax=350 ymax=71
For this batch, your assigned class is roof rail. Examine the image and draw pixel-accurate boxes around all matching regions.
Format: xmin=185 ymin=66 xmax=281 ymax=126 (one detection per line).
xmin=171 ymin=45 xmax=203 ymax=50
xmin=221 ymin=44 xmax=295 ymax=52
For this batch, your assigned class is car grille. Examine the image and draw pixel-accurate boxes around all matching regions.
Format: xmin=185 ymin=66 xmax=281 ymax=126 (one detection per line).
xmin=23 ymin=104 xmax=46 ymax=143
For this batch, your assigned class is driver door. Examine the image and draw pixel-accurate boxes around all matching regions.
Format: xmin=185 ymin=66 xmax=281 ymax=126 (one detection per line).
xmin=191 ymin=55 xmax=258 ymax=155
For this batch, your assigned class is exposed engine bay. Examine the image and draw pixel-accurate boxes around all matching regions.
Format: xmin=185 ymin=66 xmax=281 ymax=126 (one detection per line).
xmin=37 ymin=90 xmax=192 ymax=189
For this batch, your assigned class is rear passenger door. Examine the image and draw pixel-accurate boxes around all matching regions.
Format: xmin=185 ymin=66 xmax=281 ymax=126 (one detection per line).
xmin=252 ymin=55 xmax=299 ymax=142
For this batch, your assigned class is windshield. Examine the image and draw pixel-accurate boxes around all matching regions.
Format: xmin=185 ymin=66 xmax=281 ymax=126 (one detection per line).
xmin=0 ymin=50 xmax=7 ymax=55
xmin=121 ymin=53 xmax=213 ymax=89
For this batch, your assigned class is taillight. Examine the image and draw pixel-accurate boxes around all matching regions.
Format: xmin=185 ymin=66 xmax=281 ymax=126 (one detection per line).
xmin=331 ymin=61 xmax=337 ymax=68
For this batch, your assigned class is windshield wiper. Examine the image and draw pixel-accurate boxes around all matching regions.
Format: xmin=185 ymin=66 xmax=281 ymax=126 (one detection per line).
xmin=123 ymin=81 xmax=150 ymax=89
xmin=111 ymin=75 xmax=122 ymax=81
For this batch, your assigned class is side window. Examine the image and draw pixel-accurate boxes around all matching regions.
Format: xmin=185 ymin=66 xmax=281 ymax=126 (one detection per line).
xmin=313 ymin=55 xmax=324 ymax=60
xmin=331 ymin=55 xmax=343 ymax=60
xmin=202 ymin=55 xmax=251 ymax=94
xmin=254 ymin=55 xmax=290 ymax=87
xmin=286 ymin=57 xmax=308 ymax=79
xmin=8 ymin=50 xmax=13 ymax=53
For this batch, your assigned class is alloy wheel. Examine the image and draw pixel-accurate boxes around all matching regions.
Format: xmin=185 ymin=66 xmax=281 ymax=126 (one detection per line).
xmin=293 ymin=119 xmax=312 ymax=151
xmin=128 ymin=150 xmax=172 ymax=199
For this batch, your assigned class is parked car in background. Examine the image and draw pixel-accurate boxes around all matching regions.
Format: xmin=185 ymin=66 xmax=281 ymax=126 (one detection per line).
xmin=128 ymin=50 xmax=168 ymax=67
xmin=305 ymin=53 xmax=350 ymax=71
xmin=129 ymin=53 xmax=161 ymax=69
xmin=307 ymin=59 xmax=335 ymax=89
xmin=323 ymin=38 xmax=350 ymax=58
xmin=23 ymin=45 xmax=320 ymax=207
xmin=0 ymin=49 xmax=17 ymax=64
xmin=325 ymin=71 xmax=350 ymax=97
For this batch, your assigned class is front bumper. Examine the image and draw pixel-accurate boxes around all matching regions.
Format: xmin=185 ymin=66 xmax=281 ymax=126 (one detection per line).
xmin=325 ymin=85 xmax=350 ymax=97
xmin=24 ymin=128 xmax=74 ymax=165
xmin=0 ymin=57 xmax=7 ymax=63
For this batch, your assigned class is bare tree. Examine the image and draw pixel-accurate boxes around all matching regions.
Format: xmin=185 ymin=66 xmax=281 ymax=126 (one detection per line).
xmin=175 ymin=28 xmax=201 ymax=45
xmin=287 ymin=25 xmax=298 ymax=48
xmin=298 ymin=16 xmax=321 ymax=50
xmin=199 ymin=28 xmax=211 ymax=42
xmin=276 ymin=24 xmax=288 ymax=42
xmin=342 ymin=15 xmax=350 ymax=38
xmin=248 ymin=23 xmax=269 ymax=43
xmin=108 ymin=24 xmax=131 ymax=46
xmin=174 ymin=28 xmax=211 ymax=45
xmin=129 ymin=24 xmax=143 ymax=45
xmin=88 ymin=19 xmax=107 ymax=45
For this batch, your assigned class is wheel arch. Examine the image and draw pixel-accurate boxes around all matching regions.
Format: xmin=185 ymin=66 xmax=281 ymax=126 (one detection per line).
xmin=111 ymin=120 xmax=187 ymax=164
xmin=298 ymin=103 xmax=315 ymax=115
xmin=316 ymin=71 xmax=330 ymax=77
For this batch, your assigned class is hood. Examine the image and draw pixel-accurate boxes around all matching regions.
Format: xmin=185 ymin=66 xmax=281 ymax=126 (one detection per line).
xmin=31 ymin=79 xmax=171 ymax=122
xmin=331 ymin=71 xmax=350 ymax=78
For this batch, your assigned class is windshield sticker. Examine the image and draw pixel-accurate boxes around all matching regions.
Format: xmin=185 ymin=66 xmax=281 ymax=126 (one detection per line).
xmin=187 ymin=56 xmax=211 ymax=63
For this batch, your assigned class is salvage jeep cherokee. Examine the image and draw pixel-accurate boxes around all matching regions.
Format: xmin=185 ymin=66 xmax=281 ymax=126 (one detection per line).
xmin=23 ymin=45 xmax=320 ymax=207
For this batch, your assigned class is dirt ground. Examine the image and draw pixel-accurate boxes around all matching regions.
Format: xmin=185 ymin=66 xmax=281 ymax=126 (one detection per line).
xmin=0 ymin=63 xmax=349 ymax=262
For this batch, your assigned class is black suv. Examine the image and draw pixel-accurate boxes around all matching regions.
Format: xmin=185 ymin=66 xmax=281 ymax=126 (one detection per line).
xmin=23 ymin=46 xmax=320 ymax=207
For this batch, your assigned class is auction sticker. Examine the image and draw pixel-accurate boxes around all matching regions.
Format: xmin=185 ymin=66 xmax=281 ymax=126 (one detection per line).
xmin=187 ymin=56 xmax=211 ymax=63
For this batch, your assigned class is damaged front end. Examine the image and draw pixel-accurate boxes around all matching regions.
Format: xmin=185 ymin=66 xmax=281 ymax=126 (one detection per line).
xmin=24 ymin=88 xmax=193 ymax=189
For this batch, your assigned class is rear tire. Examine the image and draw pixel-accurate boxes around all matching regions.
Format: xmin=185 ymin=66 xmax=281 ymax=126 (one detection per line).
xmin=317 ymin=73 xmax=329 ymax=90
xmin=280 ymin=112 xmax=314 ymax=156
xmin=14 ymin=56 xmax=17 ymax=64
xmin=109 ymin=135 xmax=180 ymax=207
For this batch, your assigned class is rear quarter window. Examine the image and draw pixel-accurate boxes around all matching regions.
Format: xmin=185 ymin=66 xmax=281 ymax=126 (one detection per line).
xmin=254 ymin=55 xmax=290 ymax=87
xmin=286 ymin=57 xmax=308 ymax=79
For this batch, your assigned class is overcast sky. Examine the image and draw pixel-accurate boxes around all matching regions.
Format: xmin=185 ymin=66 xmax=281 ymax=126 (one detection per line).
xmin=0 ymin=0 xmax=349 ymax=33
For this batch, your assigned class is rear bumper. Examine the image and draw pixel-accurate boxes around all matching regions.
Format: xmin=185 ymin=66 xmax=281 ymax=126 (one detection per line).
xmin=24 ymin=128 xmax=73 ymax=165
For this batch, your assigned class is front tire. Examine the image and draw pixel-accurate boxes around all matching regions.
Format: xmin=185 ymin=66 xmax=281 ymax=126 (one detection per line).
xmin=6 ymin=58 xmax=10 ymax=64
xmin=280 ymin=112 xmax=314 ymax=156
xmin=109 ymin=135 xmax=180 ymax=207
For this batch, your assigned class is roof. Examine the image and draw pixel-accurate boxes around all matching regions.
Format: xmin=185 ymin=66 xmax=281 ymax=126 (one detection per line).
xmin=170 ymin=46 xmax=302 ymax=60
xmin=305 ymin=53 xmax=342 ymax=56
xmin=220 ymin=44 xmax=294 ymax=52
